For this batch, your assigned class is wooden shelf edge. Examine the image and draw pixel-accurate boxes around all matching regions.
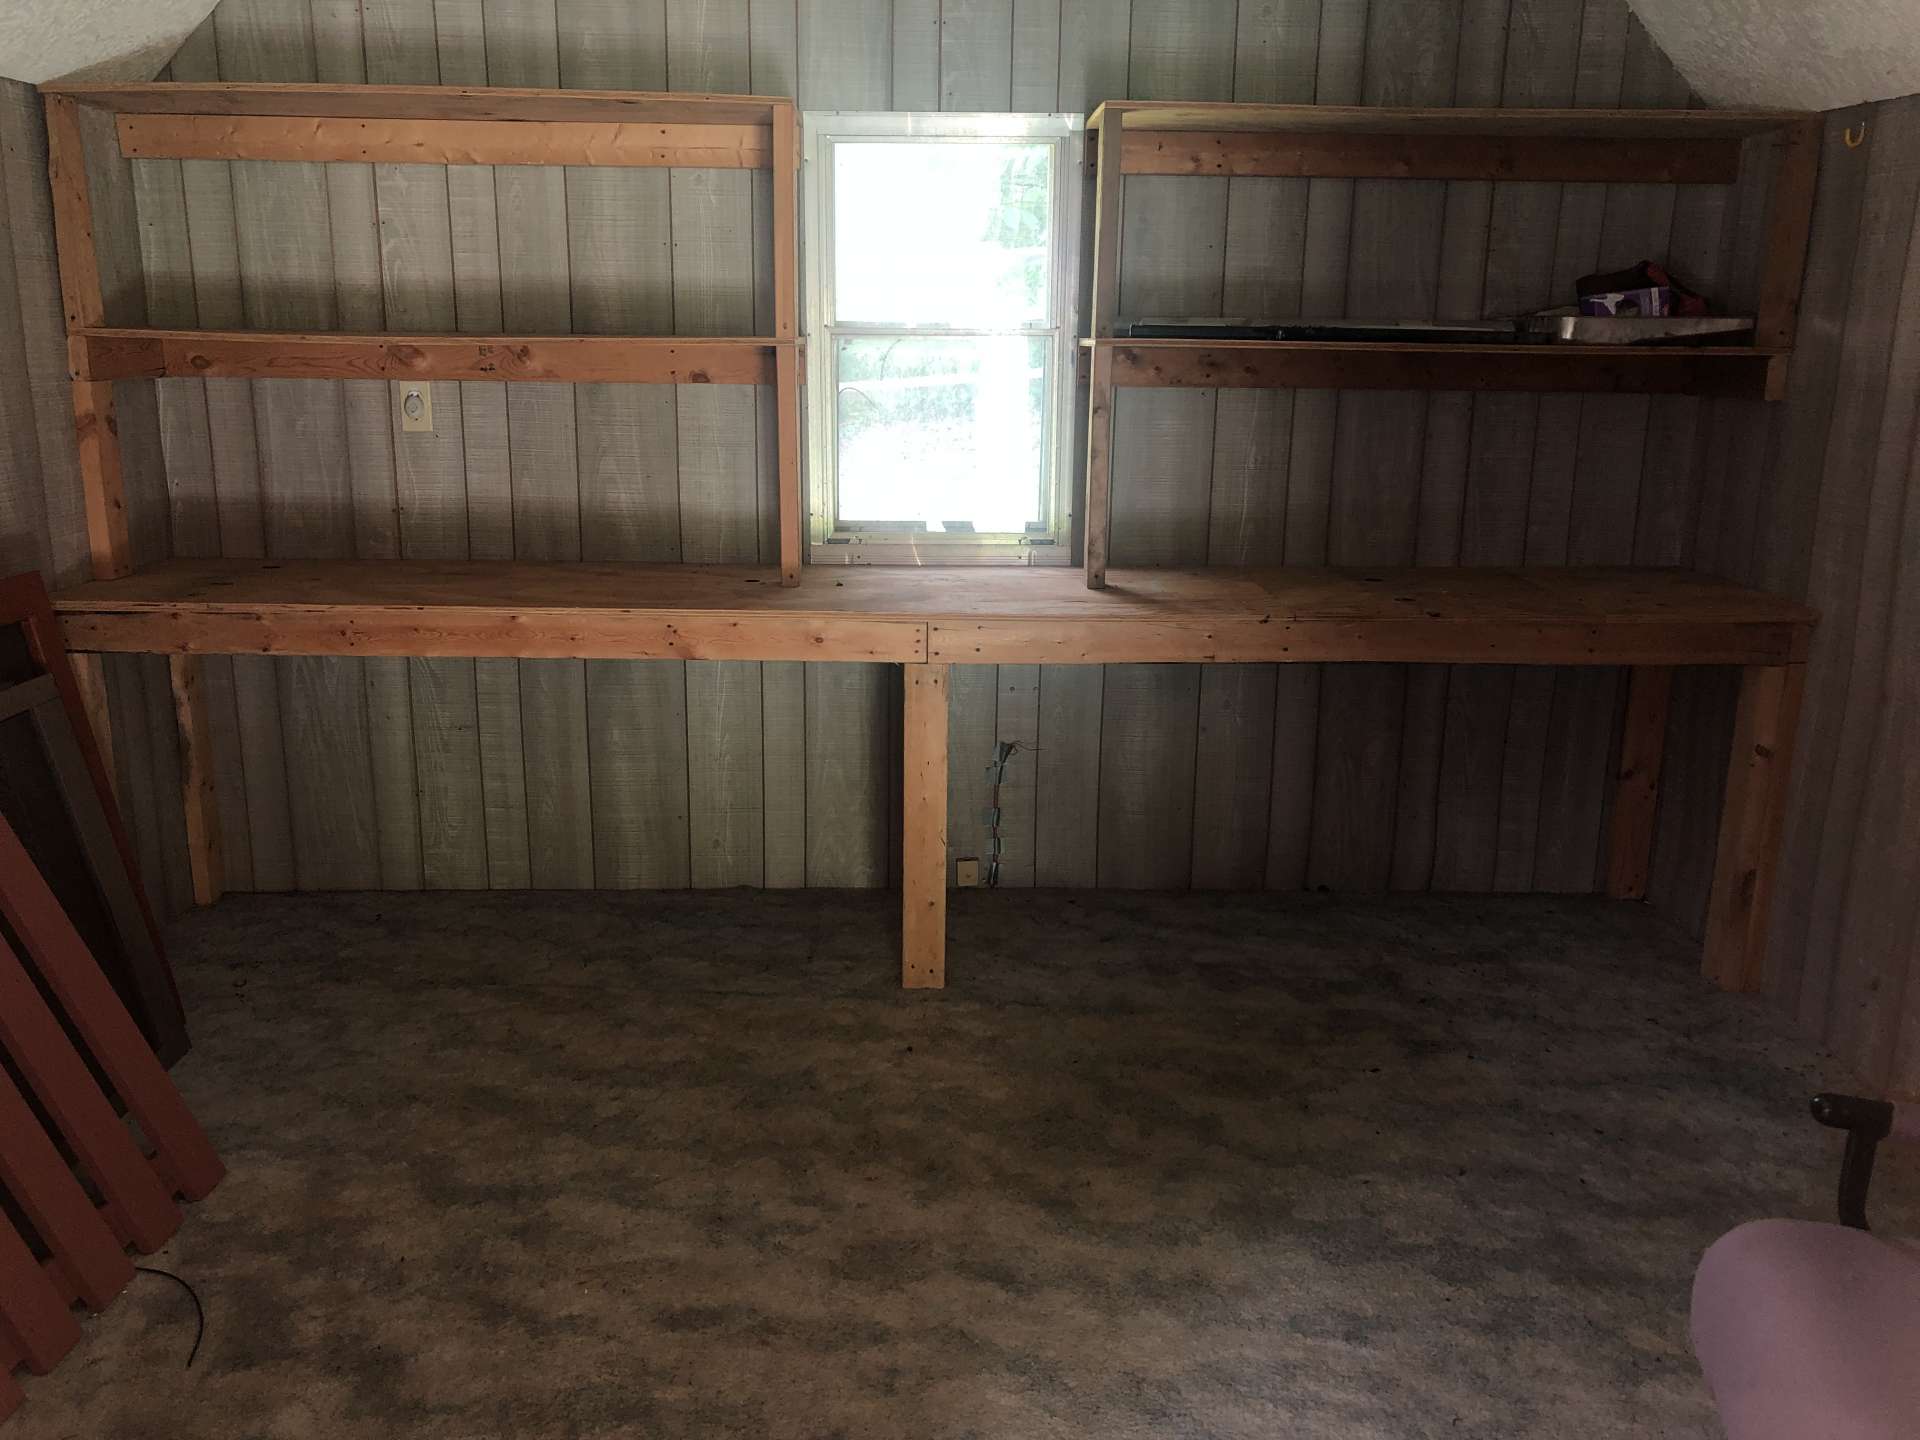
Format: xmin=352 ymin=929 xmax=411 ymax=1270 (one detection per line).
xmin=38 ymin=82 xmax=791 ymax=127
xmin=52 ymin=559 xmax=1815 ymax=668
xmin=1086 ymin=100 xmax=1815 ymax=138
xmin=1080 ymin=337 xmax=1786 ymax=398
xmin=76 ymin=330 xmax=797 ymax=384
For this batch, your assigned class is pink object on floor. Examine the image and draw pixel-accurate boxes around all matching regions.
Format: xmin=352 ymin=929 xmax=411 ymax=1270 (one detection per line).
xmin=1692 ymin=1217 xmax=1920 ymax=1440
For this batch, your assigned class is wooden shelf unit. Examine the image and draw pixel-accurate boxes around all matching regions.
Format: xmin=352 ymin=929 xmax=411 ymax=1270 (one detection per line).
xmin=40 ymin=81 xmax=804 ymax=585
xmin=52 ymin=557 xmax=1816 ymax=997
xmin=1080 ymin=99 xmax=1822 ymax=588
xmin=32 ymin=84 xmax=1820 ymax=1008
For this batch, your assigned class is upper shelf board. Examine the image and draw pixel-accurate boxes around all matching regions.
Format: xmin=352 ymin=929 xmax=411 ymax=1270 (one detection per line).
xmin=39 ymin=82 xmax=790 ymax=127
xmin=1085 ymin=101 xmax=1814 ymax=138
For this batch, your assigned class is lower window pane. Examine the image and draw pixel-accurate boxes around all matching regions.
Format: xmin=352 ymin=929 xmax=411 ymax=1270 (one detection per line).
xmin=835 ymin=335 xmax=1047 ymax=534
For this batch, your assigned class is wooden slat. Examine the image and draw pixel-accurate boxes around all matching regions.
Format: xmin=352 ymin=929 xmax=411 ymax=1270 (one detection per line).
xmin=1703 ymin=663 xmax=1808 ymax=991
xmin=0 ymin=1193 xmax=82 ymax=1372
xmin=116 ymin=114 xmax=773 ymax=167
xmin=901 ymin=663 xmax=948 ymax=988
xmin=1100 ymin=340 xmax=1781 ymax=398
xmin=46 ymin=82 xmax=785 ymax=127
xmin=1089 ymin=100 xmax=1809 ymax=139
xmin=1120 ymin=130 xmax=1741 ymax=183
xmin=0 ymin=1046 xmax=133 ymax=1313
xmin=26 ymin=694 xmax=187 ymax=1059
xmin=0 ymin=909 xmax=179 ymax=1254
xmin=1605 ymin=665 xmax=1674 ymax=899
xmin=0 ymin=813 xmax=224 ymax=1202
xmin=77 ymin=329 xmax=782 ymax=384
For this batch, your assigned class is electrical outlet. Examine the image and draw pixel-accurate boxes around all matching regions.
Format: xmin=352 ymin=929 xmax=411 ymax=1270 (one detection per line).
xmin=955 ymin=858 xmax=981 ymax=888
xmin=399 ymin=383 xmax=434 ymax=433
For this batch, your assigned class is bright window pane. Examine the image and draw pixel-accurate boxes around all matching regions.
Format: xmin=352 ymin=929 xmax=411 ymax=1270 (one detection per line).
xmin=833 ymin=142 xmax=1053 ymax=327
xmin=835 ymin=335 xmax=1047 ymax=533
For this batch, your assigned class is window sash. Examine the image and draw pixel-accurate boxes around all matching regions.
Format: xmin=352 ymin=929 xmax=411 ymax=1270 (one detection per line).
xmin=803 ymin=112 xmax=1083 ymax=564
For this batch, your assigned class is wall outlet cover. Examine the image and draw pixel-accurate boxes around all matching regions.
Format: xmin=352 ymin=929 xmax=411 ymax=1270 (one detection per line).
xmin=399 ymin=383 xmax=434 ymax=433
xmin=955 ymin=857 xmax=981 ymax=887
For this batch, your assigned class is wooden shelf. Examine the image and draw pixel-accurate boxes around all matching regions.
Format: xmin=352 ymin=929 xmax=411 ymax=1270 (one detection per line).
xmin=1087 ymin=337 xmax=1786 ymax=399
xmin=75 ymin=329 xmax=789 ymax=385
xmin=43 ymin=80 xmax=803 ymax=585
xmin=1086 ymin=101 xmax=1809 ymax=138
xmin=40 ymin=82 xmax=788 ymax=127
xmin=1079 ymin=97 xmax=1823 ymax=586
xmin=53 ymin=560 xmax=1813 ymax=668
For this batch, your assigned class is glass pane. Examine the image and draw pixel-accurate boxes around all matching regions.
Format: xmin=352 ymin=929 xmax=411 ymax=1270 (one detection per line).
xmin=835 ymin=335 xmax=1048 ymax=533
xmin=833 ymin=141 xmax=1053 ymax=326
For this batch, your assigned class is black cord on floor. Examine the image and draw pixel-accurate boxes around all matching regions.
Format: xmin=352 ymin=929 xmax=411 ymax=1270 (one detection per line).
xmin=133 ymin=1266 xmax=205 ymax=1369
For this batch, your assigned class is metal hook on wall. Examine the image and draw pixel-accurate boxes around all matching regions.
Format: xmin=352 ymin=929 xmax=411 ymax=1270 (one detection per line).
xmin=1843 ymin=122 xmax=1868 ymax=149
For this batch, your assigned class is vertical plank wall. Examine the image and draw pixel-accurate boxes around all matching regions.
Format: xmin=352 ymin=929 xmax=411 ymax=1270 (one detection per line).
xmin=106 ymin=0 xmax=1742 ymax=913
xmin=1693 ymin=92 xmax=1920 ymax=1096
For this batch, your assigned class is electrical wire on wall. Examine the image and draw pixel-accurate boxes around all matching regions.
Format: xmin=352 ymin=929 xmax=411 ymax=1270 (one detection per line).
xmin=981 ymin=741 xmax=1021 ymax=887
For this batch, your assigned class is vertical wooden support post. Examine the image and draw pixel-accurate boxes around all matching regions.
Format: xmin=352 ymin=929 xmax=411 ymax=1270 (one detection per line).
xmin=772 ymin=103 xmax=803 ymax=586
xmin=67 ymin=652 xmax=114 ymax=803
xmin=1754 ymin=118 xmax=1822 ymax=353
xmin=1604 ymin=665 xmax=1673 ymax=899
xmin=44 ymin=96 xmax=131 ymax=580
xmin=1083 ymin=110 xmax=1123 ymax=590
xmin=901 ymin=663 xmax=950 ymax=989
xmin=167 ymin=655 xmax=224 ymax=906
xmin=1702 ymin=664 xmax=1806 ymax=992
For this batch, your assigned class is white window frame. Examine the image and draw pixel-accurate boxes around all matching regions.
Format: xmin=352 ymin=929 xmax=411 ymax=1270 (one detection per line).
xmin=802 ymin=111 xmax=1083 ymax=566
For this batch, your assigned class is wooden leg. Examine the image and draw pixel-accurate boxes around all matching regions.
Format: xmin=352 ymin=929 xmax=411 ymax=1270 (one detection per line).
xmin=167 ymin=655 xmax=225 ymax=906
xmin=1084 ymin=345 xmax=1114 ymax=590
xmin=1702 ymin=663 xmax=1806 ymax=992
xmin=71 ymin=380 xmax=131 ymax=580
xmin=67 ymin=652 xmax=115 ymax=802
xmin=1604 ymin=665 xmax=1673 ymax=899
xmin=775 ymin=343 xmax=802 ymax=586
xmin=902 ymin=663 xmax=949 ymax=988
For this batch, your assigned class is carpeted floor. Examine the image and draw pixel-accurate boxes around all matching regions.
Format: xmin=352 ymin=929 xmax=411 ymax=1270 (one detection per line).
xmin=11 ymin=890 xmax=1915 ymax=1439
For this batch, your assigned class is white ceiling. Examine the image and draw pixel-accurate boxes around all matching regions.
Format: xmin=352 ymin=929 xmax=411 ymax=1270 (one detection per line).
xmin=2 ymin=1 xmax=1918 ymax=107
xmin=1622 ymin=0 xmax=1920 ymax=109
xmin=0 ymin=0 xmax=218 ymax=85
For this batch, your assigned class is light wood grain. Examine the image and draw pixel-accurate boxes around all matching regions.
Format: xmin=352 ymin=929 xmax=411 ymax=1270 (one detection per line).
xmin=116 ymin=114 xmax=774 ymax=167
xmin=46 ymin=81 xmax=786 ymax=126
xmin=77 ymin=328 xmax=782 ymax=383
xmin=1120 ymin=130 xmax=1740 ymax=183
xmin=1703 ymin=663 xmax=1806 ymax=991
xmin=901 ymin=662 xmax=949 ymax=988
xmin=1088 ymin=100 xmax=1808 ymax=138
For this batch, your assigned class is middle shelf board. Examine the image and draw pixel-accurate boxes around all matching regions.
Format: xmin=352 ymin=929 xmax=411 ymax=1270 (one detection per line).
xmin=1084 ymin=337 xmax=1786 ymax=399
xmin=75 ymin=330 xmax=794 ymax=385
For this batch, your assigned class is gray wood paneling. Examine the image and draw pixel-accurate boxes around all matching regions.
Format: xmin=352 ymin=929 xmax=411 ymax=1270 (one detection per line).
xmin=59 ymin=0 xmax=1758 ymax=931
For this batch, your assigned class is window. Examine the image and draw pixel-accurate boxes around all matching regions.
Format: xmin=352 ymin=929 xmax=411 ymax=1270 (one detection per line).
xmin=802 ymin=113 xmax=1083 ymax=564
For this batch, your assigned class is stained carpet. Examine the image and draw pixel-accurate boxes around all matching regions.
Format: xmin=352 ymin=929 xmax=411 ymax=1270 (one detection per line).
xmin=11 ymin=890 xmax=1915 ymax=1439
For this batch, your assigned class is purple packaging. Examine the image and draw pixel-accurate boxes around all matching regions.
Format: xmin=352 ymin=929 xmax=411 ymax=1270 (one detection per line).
xmin=1578 ymin=286 xmax=1671 ymax=317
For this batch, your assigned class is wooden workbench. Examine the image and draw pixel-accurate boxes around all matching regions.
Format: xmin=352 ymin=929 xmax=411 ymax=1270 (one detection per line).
xmin=54 ymin=559 xmax=1815 ymax=994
